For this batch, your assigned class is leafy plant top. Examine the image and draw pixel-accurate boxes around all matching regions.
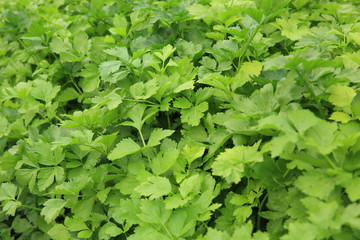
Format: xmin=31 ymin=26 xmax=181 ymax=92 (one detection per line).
xmin=1 ymin=0 xmax=360 ymax=239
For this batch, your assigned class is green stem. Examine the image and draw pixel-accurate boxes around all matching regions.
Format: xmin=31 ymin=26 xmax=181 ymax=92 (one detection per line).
xmin=46 ymin=46 xmax=83 ymax=95
xmin=17 ymin=38 xmax=41 ymax=62
xmin=282 ymin=168 xmax=290 ymax=178
xmin=53 ymin=114 xmax=63 ymax=123
xmin=81 ymin=143 xmax=106 ymax=155
xmin=22 ymin=205 xmax=41 ymax=211
xmin=338 ymin=152 xmax=345 ymax=168
xmin=122 ymin=98 xmax=157 ymax=106
xmin=139 ymin=130 xmax=146 ymax=148
xmin=298 ymin=135 xmax=337 ymax=169
xmin=167 ymin=113 xmax=172 ymax=129
xmin=257 ymin=193 xmax=268 ymax=231
xmin=139 ymin=129 xmax=152 ymax=163
xmin=162 ymin=59 xmax=165 ymax=71
xmin=247 ymin=177 xmax=250 ymax=195
xmin=91 ymin=16 xmax=112 ymax=27
xmin=295 ymin=69 xmax=326 ymax=119
xmin=237 ymin=24 xmax=262 ymax=73
xmin=69 ymin=75 xmax=83 ymax=95
xmin=323 ymin=154 xmax=338 ymax=170
xmin=162 ymin=223 xmax=174 ymax=240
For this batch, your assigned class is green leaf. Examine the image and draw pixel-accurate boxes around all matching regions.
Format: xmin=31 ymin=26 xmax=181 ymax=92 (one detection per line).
xmin=37 ymin=166 xmax=64 ymax=191
xmin=80 ymin=64 xmax=100 ymax=92
xmin=56 ymin=87 xmax=79 ymax=102
xmin=176 ymin=39 xmax=202 ymax=59
xmin=99 ymin=61 xmax=122 ymax=77
xmin=253 ymin=155 xmax=285 ymax=188
xmin=41 ymin=199 xmax=67 ymax=223
xmin=64 ymin=216 xmax=89 ymax=232
xmin=173 ymin=97 xmax=192 ymax=109
xmin=0 ymin=182 xmax=18 ymax=201
xmin=104 ymin=47 xmax=131 ymax=63
xmin=52 ymin=174 xmax=91 ymax=195
xmin=30 ymin=80 xmax=60 ymax=103
xmin=328 ymin=84 xmax=356 ymax=109
xmin=12 ymin=216 xmax=33 ymax=233
xmin=234 ymin=206 xmax=253 ymax=223
xmin=287 ymin=110 xmax=320 ymax=135
xmin=164 ymin=195 xmax=189 ymax=209
xmin=166 ymin=209 xmax=195 ymax=238
xmin=275 ymin=17 xmax=309 ymax=41
xmin=182 ymin=144 xmax=206 ymax=165
xmin=72 ymin=197 xmax=95 ymax=221
xmin=329 ymin=111 xmax=352 ymax=123
xmin=115 ymin=175 xmax=140 ymax=196
xmin=74 ymin=31 xmax=89 ymax=57
xmin=91 ymin=91 xmax=122 ymax=110
xmin=341 ymin=204 xmax=360 ymax=229
xmin=154 ymin=44 xmax=176 ymax=62
xmin=147 ymin=128 xmax=175 ymax=147
xmin=97 ymin=187 xmax=112 ymax=203
xmin=301 ymin=197 xmax=338 ymax=229
xmin=78 ymin=230 xmax=93 ymax=238
xmin=3 ymin=200 xmax=21 ymax=216
xmin=118 ymin=198 xmax=142 ymax=225
xmin=294 ymin=170 xmax=335 ymax=200
xmin=179 ymin=174 xmax=201 ymax=198
xmin=0 ymin=116 xmax=9 ymax=138
xmin=204 ymin=222 xmax=269 ymax=240
xmin=212 ymin=143 xmax=263 ymax=183
xmin=128 ymin=227 xmax=171 ymax=240
xmin=349 ymin=32 xmax=360 ymax=46
xmin=137 ymin=198 xmax=171 ymax=224
xmin=98 ymin=222 xmax=123 ymax=239
xmin=200 ymin=57 xmax=217 ymax=70
xmin=50 ymin=37 xmax=71 ymax=54
xmin=110 ymin=14 xmax=128 ymax=37
xmin=304 ymin=120 xmax=339 ymax=155
xmin=47 ymin=224 xmax=71 ymax=240
xmin=126 ymin=104 xmax=147 ymax=130
xmin=135 ymin=176 xmax=172 ymax=199
xmin=187 ymin=4 xmax=212 ymax=20
xmin=180 ymin=102 xmax=209 ymax=126
xmin=36 ymin=143 xmax=65 ymax=166
xmin=195 ymin=88 xmax=215 ymax=105
xmin=235 ymin=61 xmax=263 ymax=87
xmin=108 ymin=138 xmax=141 ymax=160
xmin=16 ymin=169 xmax=38 ymax=191
xmin=292 ymin=0 xmax=310 ymax=9
xmin=130 ymin=79 xmax=159 ymax=100
xmin=275 ymin=76 xmax=303 ymax=106
xmin=151 ymin=139 xmax=179 ymax=175
xmin=342 ymin=177 xmax=360 ymax=202
xmin=203 ymin=228 xmax=231 ymax=240
xmin=281 ymin=222 xmax=317 ymax=240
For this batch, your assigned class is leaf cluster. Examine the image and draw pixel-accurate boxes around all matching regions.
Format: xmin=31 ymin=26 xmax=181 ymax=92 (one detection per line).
xmin=1 ymin=0 xmax=360 ymax=239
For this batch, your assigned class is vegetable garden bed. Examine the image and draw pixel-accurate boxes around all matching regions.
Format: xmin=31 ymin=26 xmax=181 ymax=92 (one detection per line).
xmin=1 ymin=0 xmax=360 ymax=239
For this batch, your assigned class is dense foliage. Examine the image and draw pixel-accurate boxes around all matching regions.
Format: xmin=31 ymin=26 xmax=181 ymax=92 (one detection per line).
xmin=1 ymin=0 xmax=360 ymax=239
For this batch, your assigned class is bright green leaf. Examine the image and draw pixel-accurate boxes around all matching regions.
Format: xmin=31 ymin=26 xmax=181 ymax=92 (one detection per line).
xmin=212 ymin=143 xmax=263 ymax=183
xmin=108 ymin=138 xmax=141 ymax=160
xmin=135 ymin=176 xmax=172 ymax=199
xmin=41 ymin=199 xmax=67 ymax=223
xmin=74 ymin=31 xmax=89 ymax=57
xmin=0 ymin=182 xmax=18 ymax=201
xmin=147 ymin=128 xmax=175 ymax=147
xmin=30 ymin=80 xmax=60 ymax=103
